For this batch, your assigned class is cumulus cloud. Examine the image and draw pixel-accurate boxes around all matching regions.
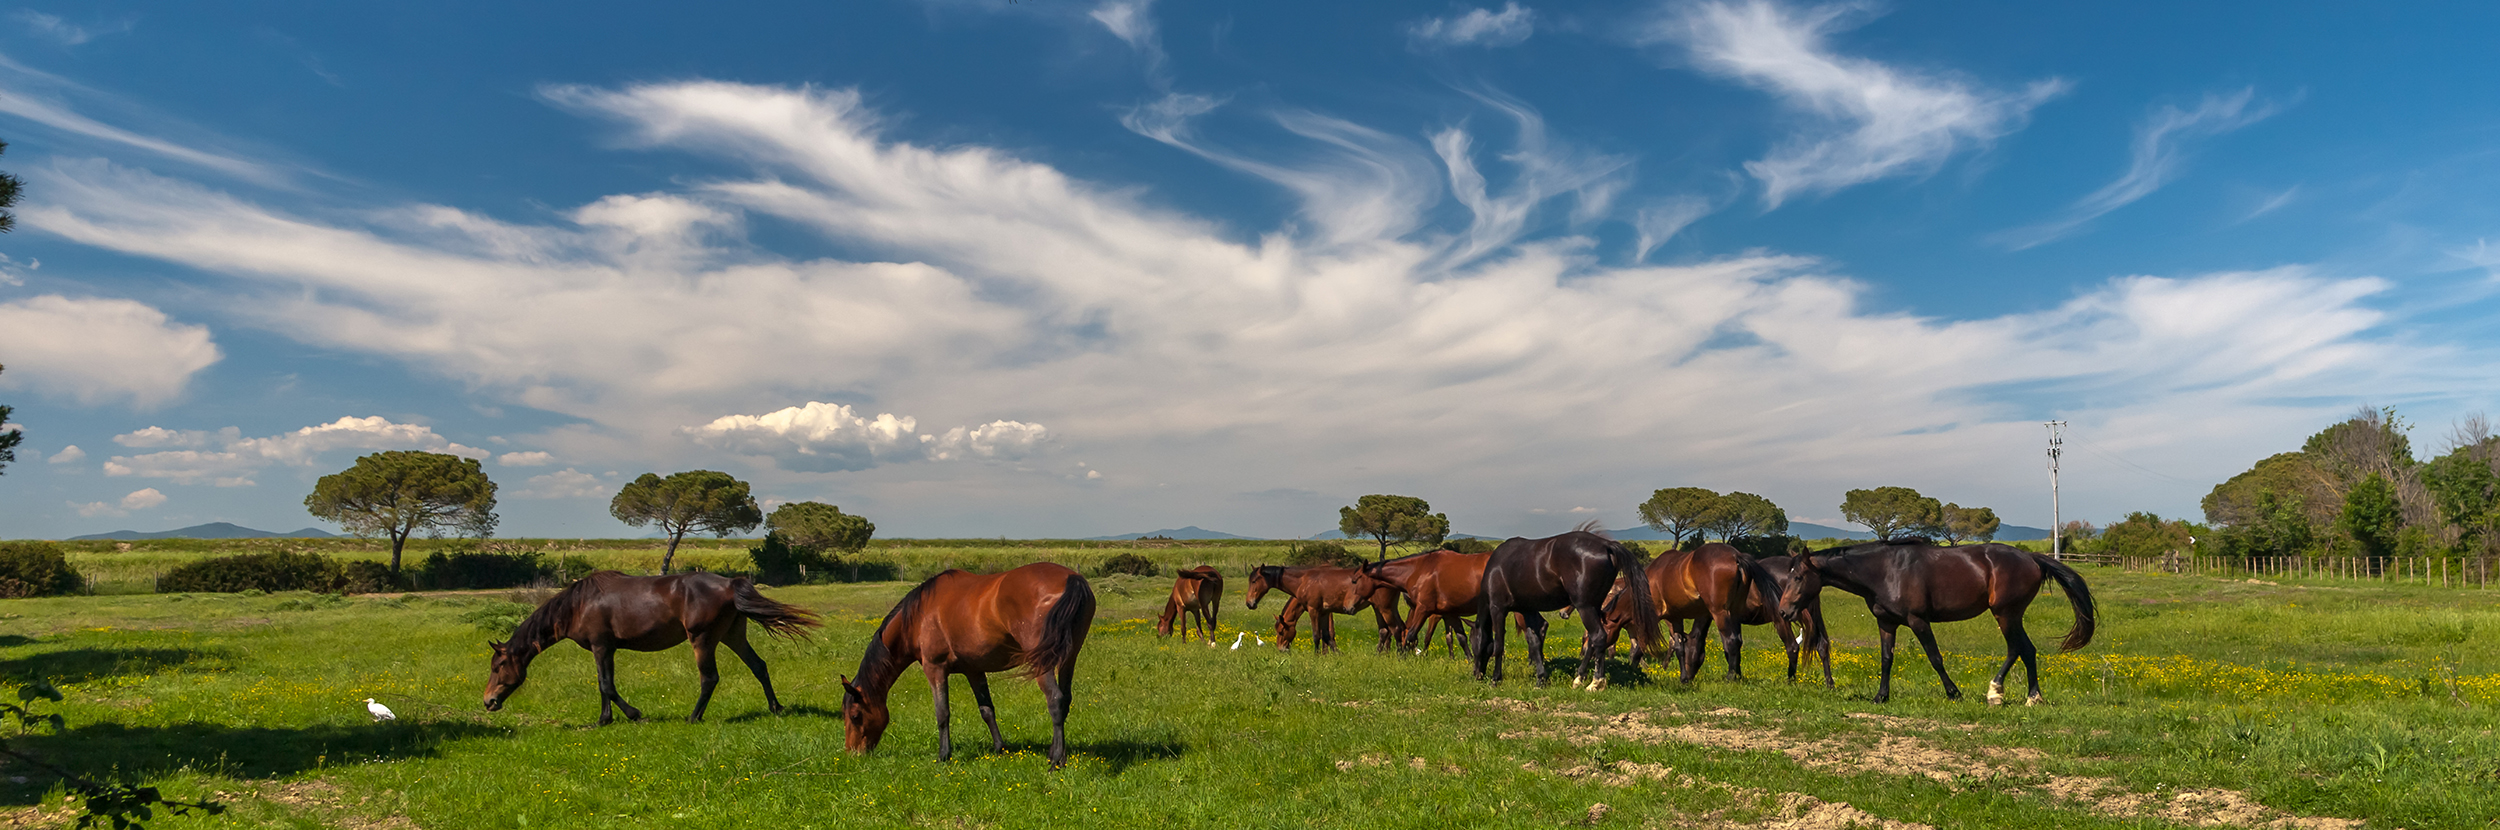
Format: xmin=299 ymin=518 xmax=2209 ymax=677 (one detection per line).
xmin=120 ymin=488 xmax=166 ymax=510
xmin=0 ymin=295 xmax=222 ymax=407
xmin=27 ymin=79 xmax=2460 ymax=535
xmin=1406 ymin=3 xmax=1535 ymax=48
xmin=497 ymin=450 xmax=557 ymax=466
xmin=1992 ymin=88 xmax=2281 ymax=249
xmin=102 ymin=416 xmax=487 ymax=486
xmin=515 ymin=468 xmax=609 ymax=499
xmin=48 ymin=445 xmax=85 ymax=464
xmin=1650 ymin=0 xmax=2064 ymax=207
xmin=686 ymin=402 xmax=1047 ymax=472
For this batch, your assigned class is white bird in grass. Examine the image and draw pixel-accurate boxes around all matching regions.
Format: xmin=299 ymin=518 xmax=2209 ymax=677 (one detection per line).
xmin=1229 ymin=632 xmax=1265 ymax=650
xmin=365 ymin=698 xmax=395 ymax=722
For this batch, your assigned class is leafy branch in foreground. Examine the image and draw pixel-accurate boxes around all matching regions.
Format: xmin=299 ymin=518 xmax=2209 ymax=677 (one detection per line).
xmin=2 ymin=682 xmax=224 ymax=829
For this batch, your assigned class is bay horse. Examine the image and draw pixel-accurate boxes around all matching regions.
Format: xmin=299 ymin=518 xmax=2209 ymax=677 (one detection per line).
xmin=1156 ymin=566 xmax=1224 ymax=645
xmin=1362 ymin=550 xmax=1538 ymax=656
xmin=1244 ymin=565 xmax=1404 ymax=654
xmin=1471 ymin=528 xmax=1658 ymax=689
xmin=482 ymin=570 xmax=820 ymax=724
xmin=1595 ymin=543 xmax=1786 ymax=683
xmin=841 ymin=562 xmax=1096 ymax=768
xmin=1778 ymin=541 xmax=2096 ymax=704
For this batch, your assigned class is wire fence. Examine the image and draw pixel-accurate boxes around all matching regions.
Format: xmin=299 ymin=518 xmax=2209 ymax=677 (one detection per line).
xmin=2061 ymin=551 xmax=2498 ymax=588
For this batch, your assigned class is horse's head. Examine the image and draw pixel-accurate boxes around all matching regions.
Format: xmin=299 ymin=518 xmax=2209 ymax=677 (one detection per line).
xmin=1245 ymin=565 xmax=1274 ymax=609
xmin=1155 ymin=596 xmax=1178 ymax=637
xmin=481 ymin=640 xmax=531 ymax=711
xmin=1776 ymin=556 xmax=1822 ymax=623
xmin=840 ymin=676 xmax=890 ymax=755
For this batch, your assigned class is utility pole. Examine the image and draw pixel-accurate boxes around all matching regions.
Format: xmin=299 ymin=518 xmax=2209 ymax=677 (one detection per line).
xmin=2045 ymin=420 xmax=2066 ymax=560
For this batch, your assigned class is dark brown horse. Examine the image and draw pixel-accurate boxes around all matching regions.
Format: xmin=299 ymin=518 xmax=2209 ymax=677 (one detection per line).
xmin=841 ymin=563 xmax=1096 ymax=768
xmin=1778 ymin=541 xmax=2096 ymax=704
xmin=482 ymin=571 xmax=820 ymax=724
xmin=1752 ymin=554 xmax=1834 ymax=687
xmin=1156 ymin=566 xmax=1224 ymax=645
xmin=1596 ymin=543 xmax=1786 ymax=682
xmin=1362 ymin=550 xmax=1538 ymax=656
xmin=1244 ymin=565 xmax=1403 ymax=654
xmin=1471 ymin=528 xmax=1658 ymax=689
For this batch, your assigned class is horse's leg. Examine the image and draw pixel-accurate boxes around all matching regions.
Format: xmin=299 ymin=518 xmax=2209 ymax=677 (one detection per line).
xmin=1680 ymin=617 xmax=1710 ymax=684
xmin=1715 ymin=608 xmax=1744 ymax=681
xmin=722 ymin=624 xmax=783 ymax=714
xmin=1475 ymin=602 xmax=1503 ymax=682
xmin=965 ymin=672 xmax=1006 ymax=753
xmin=594 ymin=644 xmax=641 ymax=724
xmin=925 ymin=663 xmax=954 ymax=762
xmin=1577 ymin=600 xmax=1608 ymax=691
xmin=688 ymin=634 xmax=721 ymax=724
xmin=1994 ymin=609 xmax=2044 ymax=705
xmin=1813 ymin=608 xmax=1836 ymax=688
xmin=1315 ymin=607 xmax=1338 ymax=655
xmin=1986 ymin=609 xmax=2022 ymax=706
xmin=1905 ymin=618 xmax=1961 ymax=701
xmin=1039 ymin=662 xmax=1074 ymax=769
xmin=1773 ymin=614 xmax=1800 ymax=683
xmin=1874 ymin=622 xmax=1899 ymax=703
xmin=1522 ymin=612 xmax=1551 ymax=687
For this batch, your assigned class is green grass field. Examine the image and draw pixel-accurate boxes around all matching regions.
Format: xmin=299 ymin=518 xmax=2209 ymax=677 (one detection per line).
xmin=5 ymin=551 xmax=2498 ymax=829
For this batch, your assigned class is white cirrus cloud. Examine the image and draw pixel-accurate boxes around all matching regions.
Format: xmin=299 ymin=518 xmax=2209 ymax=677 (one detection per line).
xmin=102 ymin=415 xmax=488 ymax=486
xmin=0 ymin=295 xmax=222 ymax=408
xmin=516 ymin=468 xmax=609 ymax=500
xmin=1406 ymin=3 xmax=1536 ymax=49
xmin=1992 ymin=88 xmax=2281 ymax=250
xmin=686 ymin=402 xmax=1046 ymax=472
xmin=1649 ymin=0 xmax=2065 ymax=207
xmin=119 ymin=487 xmax=166 ymax=510
xmin=11 ymin=11 xmax=132 ymax=46
xmin=48 ymin=445 xmax=86 ymax=464
xmin=497 ymin=450 xmax=557 ymax=467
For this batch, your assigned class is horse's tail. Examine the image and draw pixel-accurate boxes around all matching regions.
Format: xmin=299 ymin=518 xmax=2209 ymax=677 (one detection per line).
xmin=731 ymin=577 xmax=823 ymax=640
xmin=1735 ymin=552 xmax=1782 ymax=621
xmin=2033 ymin=553 xmax=2098 ymax=652
xmin=1607 ymin=540 xmax=1660 ymax=658
xmin=1024 ymin=573 xmax=1097 ymax=679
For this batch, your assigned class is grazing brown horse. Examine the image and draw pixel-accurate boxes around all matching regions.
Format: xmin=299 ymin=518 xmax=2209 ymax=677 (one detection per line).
xmin=1156 ymin=566 xmax=1225 ymax=645
xmin=1596 ymin=543 xmax=1786 ymax=683
xmin=482 ymin=571 xmax=820 ymax=725
xmin=1472 ymin=528 xmax=1658 ymax=689
xmin=841 ymin=563 xmax=1096 ymax=768
xmin=1779 ymin=541 xmax=2096 ymax=704
xmin=1244 ymin=565 xmax=1404 ymax=654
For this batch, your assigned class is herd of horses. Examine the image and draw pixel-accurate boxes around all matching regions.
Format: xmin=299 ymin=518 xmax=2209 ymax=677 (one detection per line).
xmin=476 ymin=529 xmax=2097 ymax=769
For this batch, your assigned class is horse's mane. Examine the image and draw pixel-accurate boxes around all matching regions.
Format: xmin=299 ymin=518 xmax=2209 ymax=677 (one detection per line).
xmin=507 ymin=575 xmax=596 ymax=650
xmin=858 ymin=576 xmax=937 ymax=678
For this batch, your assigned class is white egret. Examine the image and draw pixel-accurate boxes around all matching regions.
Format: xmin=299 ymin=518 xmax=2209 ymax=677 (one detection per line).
xmin=365 ymin=698 xmax=396 ymax=722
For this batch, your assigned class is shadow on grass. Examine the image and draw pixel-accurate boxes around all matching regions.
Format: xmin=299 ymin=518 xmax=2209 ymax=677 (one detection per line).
xmin=997 ymin=737 xmax=1184 ymax=774
xmin=1532 ymin=656 xmax=1657 ymax=689
xmin=0 ymin=635 xmax=35 ymax=648
xmin=0 ymin=719 xmax=509 ymax=806
xmin=0 ymin=647 xmax=213 ymax=685
xmin=720 ymin=704 xmax=839 ymax=724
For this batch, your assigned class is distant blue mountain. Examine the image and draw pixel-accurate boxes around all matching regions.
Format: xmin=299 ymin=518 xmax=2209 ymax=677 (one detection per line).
xmin=71 ymin=522 xmax=337 ymax=541
xmin=1085 ymin=526 xmax=1261 ymax=541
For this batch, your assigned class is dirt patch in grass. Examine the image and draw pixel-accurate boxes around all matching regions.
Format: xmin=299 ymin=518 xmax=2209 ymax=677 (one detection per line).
xmin=217 ymin=778 xmax=418 ymax=830
xmin=1541 ymin=707 xmax=2361 ymax=828
xmin=0 ymin=803 xmax=74 ymax=829
xmin=1541 ymin=760 xmax=1934 ymax=830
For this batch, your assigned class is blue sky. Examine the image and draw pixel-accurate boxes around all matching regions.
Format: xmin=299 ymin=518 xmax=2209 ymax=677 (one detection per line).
xmin=2 ymin=1 xmax=2496 ymax=540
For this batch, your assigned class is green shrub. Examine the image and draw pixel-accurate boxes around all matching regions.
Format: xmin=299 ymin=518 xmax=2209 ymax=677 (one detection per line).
xmin=416 ymin=550 xmax=550 ymax=590
xmin=1289 ymin=542 xmax=1365 ymax=569
xmin=821 ymin=554 xmax=900 ymax=583
xmin=1438 ymin=538 xmax=1496 ymax=554
xmin=554 ymin=555 xmax=597 ymax=583
xmin=158 ymin=552 xmax=346 ymax=594
xmin=342 ymin=561 xmax=405 ymax=595
xmin=750 ymin=532 xmax=824 ymax=586
xmin=0 ymin=541 xmax=84 ymax=598
xmin=1094 ymin=552 xmax=1158 ymax=578
xmin=1726 ymin=534 xmax=1807 ymax=559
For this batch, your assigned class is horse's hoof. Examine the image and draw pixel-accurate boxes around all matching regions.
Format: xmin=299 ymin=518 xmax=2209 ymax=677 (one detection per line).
xmin=1943 ymin=691 xmax=1962 ymax=702
xmin=2025 ymin=695 xmax=2044 ymax=707
xmin=1588 ymin=677 xmax=1607 ymax=692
